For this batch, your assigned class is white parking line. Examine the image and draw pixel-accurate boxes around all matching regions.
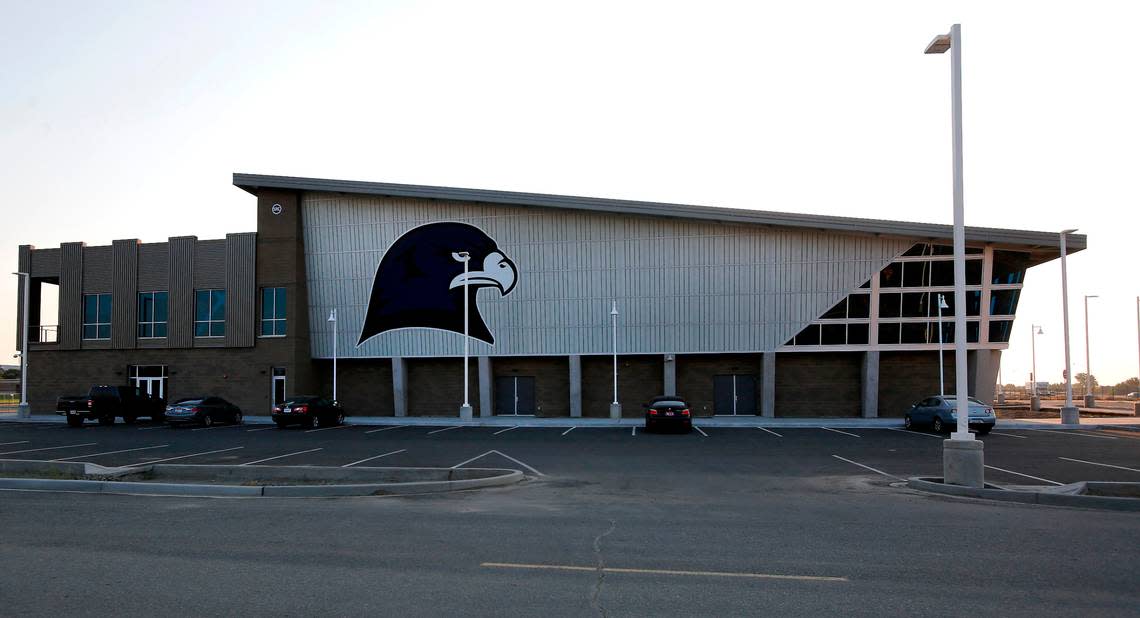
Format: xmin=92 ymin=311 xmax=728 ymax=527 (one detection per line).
xmin=1059 ymin=457 xmax=1140 ymax=473
xmin=561 ymin=427 xmax=575 ymax=436
xmin=1025 ymin=428 xmax=1117 ymax=440
xmin=51 ymin=444 xmax=169 ymax=462
xmin=0 ymin=440 xmax=30 ymax=446
xmin=365 ymin=425 xmax=408 ymax=434
xmin=694 ymin=426 xmax=709 ymax=437
xmin=0 ymin=442 xmax=97 ymax=456
xmin=127 ymin=446 xmax=245 ymax=467
xmin=831 ymin=455 xmax=902 ymax=480
xmin=192 ymin=424 xmax=243 ymax=432
xmin=821 ymin=427 xmax=860 ymax=438
xmin=631 ymin=426 xmax=636 ymax=436
xmin=451 ymin=449 xmax=544 ymax=476
xmin=481 ymin=562 xmax=848 ymax=582
xmin=885 ymin=428 xmax=940 ymax=439
xmin=342 ymin=449 xmax=407 ymax=467
xmin=756 ymin=427 xmax=783 ymax=438
xmin=246 ymin=426 xmax=276 ymax=432
xmin=987 ymin=431 xmax=1028 ymax=439
xmin=240 ymin=448 xmax=323 ymax=466
xmin=427 ymin=426 xmax=461 ymax=435
xmin=493 ymin=426 xmax=521 ymax=435
xmin=137 ymin=425 xmax=169 ymax=431
xmin=984 ymin=464 xmax=1063 ymax=486
xmin=305 ymin=424 xmax=352 ymax=433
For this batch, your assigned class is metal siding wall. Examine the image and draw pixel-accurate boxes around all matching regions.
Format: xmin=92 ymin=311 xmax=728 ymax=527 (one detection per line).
xmin=167 ymin=236 xmax=195 ymax=348
xmin=111 ymin=239 xmax=138 ymax=349
xmin=59 ymin=243 xmax=84 ymax=350
xmin=81 ymin=246 xmax=112 ymax=292
xmin=193 ymin=241 xmax=226 ymax=288
xmin=30 ymin=248 xmax=60 ymax=278
xmin=137 ymin=244 xmax=169 ymax=290
xmin=302 ymin=193 xmax=910 ymax=358
xmin=224 ymin=233 xmax=257 ymax=347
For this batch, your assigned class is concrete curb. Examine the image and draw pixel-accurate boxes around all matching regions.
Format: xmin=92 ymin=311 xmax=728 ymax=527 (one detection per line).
xmin=906 ymin=477 xmax=1140 ymax=512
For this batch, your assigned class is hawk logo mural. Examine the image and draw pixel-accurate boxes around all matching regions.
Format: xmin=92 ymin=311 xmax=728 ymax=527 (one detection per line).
xmin=357 ymin=222 xmax=518 ymax=346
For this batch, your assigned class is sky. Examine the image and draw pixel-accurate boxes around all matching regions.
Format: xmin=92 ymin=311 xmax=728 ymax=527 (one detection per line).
xmin=1 ymin=0 xmax=1137 ymax=388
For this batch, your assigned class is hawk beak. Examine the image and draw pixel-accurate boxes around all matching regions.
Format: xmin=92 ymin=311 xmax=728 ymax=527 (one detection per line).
xmin=449 ymin=251 xmax=517 ymax=294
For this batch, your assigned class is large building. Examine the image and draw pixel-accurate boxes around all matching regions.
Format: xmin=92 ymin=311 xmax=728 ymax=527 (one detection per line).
xmin=15 ymin=173 xmax=1085 ymax=419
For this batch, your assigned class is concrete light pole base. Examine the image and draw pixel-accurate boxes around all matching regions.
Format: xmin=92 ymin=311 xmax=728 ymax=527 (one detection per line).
xmin=609 ymin=402 xmax=621 ymax=420
xmin=943 ymin=438 xmax=984 ymax=488
xmin=459 ymin=404 xmax=473 ymax=421
xmin=1030 ymin=396 xmax=1041 ymax=411
xmin=1083 ymin=394 xmax=1096 ymax=408
xmin=1060 ymin=406 xmax=1080 ymax=424
xmin=16 ymin=403 xmax=30 ymax=419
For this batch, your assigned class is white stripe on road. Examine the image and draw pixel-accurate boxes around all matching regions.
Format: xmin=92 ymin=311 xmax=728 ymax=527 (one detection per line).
xmin=246 ymin=426 xmax=276 ymax=432
xmin=987 ymin=431 xmax=1027 ymax=439
xmin=756 ymin=427 xmax=783 ymax=438
xmin=631 ymin=426 xmax=636 ymax=436
xmin=342 ymin=449 xmax=407 ymax=467
xmin=984 ymin=465 xmax=1063 ymax=486
xmin=481 ymin=562 xmax=848 ymax=582
xmin=694 ymin=426 xmax=708 ymax=437
xmin=51 ymin=444 xmax=169 ymax=462
xmin=450 ymin=449 xmax=544 ymax=476
xmin=365 ymin=425 xmax=408 ymax=434
xmin=561 ymin=427 xmax=575 ymax=436
xmin=127 ymin=446 xmax=245 ymax=467
xmin=192 ymin=424 xmax=243 ymax=432
xmin=493 ymin=426 xmax=521 ymax=435
xmin=1059 ymin=457 xmax=1140 ymax=474
xmin=305 ymin=424 xmax=352 ymax=433
xmin=885 ymin=428 xmax=940 ymax=438
xmin=831 ymin=455 xmax=902 ymax=480
xmin=0 ymin=442 xmax=97 ymax=456
xmin=821 ymin=427 xmax=860 ymax=438
xmin=137 ymin=425 xmax=169 ymax=431
xmin=427 ymin=426 xmax=461 ymax=435
xmin=240 ymin=448 xmax=323 ymax=466
xmin=1025 ymin=428 xmax=1116 ymax=440
xmin=0 ymin=440 xmax=30 ymax=446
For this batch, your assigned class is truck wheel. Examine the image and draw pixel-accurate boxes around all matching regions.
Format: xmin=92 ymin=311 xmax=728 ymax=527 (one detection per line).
xmin=66 ymin=416 xmax=84 ymax=428
xmin=97 ymin=416 xmax=115 ymax=426
xmin=123 ymin=416 xmax=137 ymax=425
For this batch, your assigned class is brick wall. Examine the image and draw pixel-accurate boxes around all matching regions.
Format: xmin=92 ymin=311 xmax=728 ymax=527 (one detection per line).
xmin=406 ymin=358 xmax=480 ymax=417
xmin=582 ymin=355 xmax=662 ymax=418
xmin=314 ymin=358 xmax=394 ymax=417
xmin=491 ymin=357 xmax=569 ymax=418
xmin=878 ymin=351 xmax=961 ymax=417
xmin=774 ymin=352 xmax=862 ymax=417
xmin=676 ymin=353 xmax=764 ymax=417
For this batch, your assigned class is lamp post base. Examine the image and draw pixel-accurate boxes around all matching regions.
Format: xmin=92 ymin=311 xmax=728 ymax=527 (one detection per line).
xmin=16 ymin=402 xmax=30 ymax=419
xmin=1083 ymin=394 xmax=1096 ymax=408
xmin=943 ymin=438 xmax=984 ymax=488
xmin=1030 ymin=396 xmax=1041 ymax=411
xmin=459 ymin=404 xmax=473 ymax=421
xmin=996 ymin=392 xmax=1005 ymax=405
xmin=1060 ymin=406 xmax=1080 ymax=425
xmin=609 ymin=402 xmax=621 ymax=420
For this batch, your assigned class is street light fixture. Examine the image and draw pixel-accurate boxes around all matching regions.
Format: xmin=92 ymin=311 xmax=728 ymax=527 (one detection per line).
xmin=1030 ymin=324 xmax=1043 ymax=410
xmin=327 ymin=309 xmax=337 ymax=404
xmin=609 ymin=301 xmax=621 ymax=420
xmin=1083 ymin=295 xmax=1098 ymax=407
xmin=936 ymin=293 xmax=949 ymax=397
xmin=12 ymin=272 xmax=29 ymax=419
xmin=1059 ymin=229 xmax=1079 ymax=424
xmin=454 ymin=252 xmax=473 ymax=420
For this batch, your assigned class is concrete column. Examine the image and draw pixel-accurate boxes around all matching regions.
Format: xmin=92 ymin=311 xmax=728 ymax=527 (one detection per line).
xmin=478 ymin=356 xmax=492 ymax=417
xmin=392 ymin=357 xmax=408 ymax=417
xmin=761 ymin=352 xmax=775 ymax=418
xmin=569 ymin=355 xmax=582 ymax=418
xmin=663 ymin=354 xmax=676 ymax=396
xmin=861 ymin=350 xmax=880 ymax=418
xmin=972 ymin=349 xmax=1000 ymax=404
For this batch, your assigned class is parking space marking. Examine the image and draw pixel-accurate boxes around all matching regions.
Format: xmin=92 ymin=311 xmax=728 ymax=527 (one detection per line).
xmin=493 ymin=426 xmax=521 ymax=435
xmin=561 ymin=427 xmax=575 ymax=436
xmin=987 ymin=431 xmax=1027 ymax=439
xmin=831 ymin=455 xmax=902 ymax=480
xmin=984 ymin=465 xmax=1063 ymax=486
xmin=820 ymin=427 xmax=860 ymax=438
xmin=451 ymin=449 xmax=544 ymax=476
xmin=631 ymin=426 xmax=636 ymax=436
xmin=0 ymin=441 xmax=30 ymax=446
xmin=884 ymin=428 xmax=940 ymax=439
xmin=127 ymin=446 xmax=245 ymax=466
xmin=137 ymin=425 xmax=169 ymax=431
xmin=756 ymin=427 xmax=783 ymax=438
xmin=0 ymin=442 xmax=97 ymax=456
xmin=480 ymin=562 xmax=848 ymax=582
xmin=694 ymin=426 xmax=709 ymax=437
xmin=305 ymin=424 xmax=352 ymax=434
xmin=51 ymin=444 xmax=169 ymax=462
xmin=427 ymin=426 xmax=461 ymax=435
xmin=1025 ymin=429 xmax=1116 ymax=440
xmin=365 ymin=425 xmax=408 ymax=434
xmin=1059 ymin=457 xmax=1140 ymax=473
xmin=342 ymin=449 xmax=407 ymax=467
xmin=192 ymin=424 xmax=244 ymax=432
xmin=240 ymin=448 xmax=323 ymax=466
xmin=246 ymin=427 xmax=276 ymax=432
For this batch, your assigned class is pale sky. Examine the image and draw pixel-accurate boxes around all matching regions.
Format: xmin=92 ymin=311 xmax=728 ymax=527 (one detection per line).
xmin=2 ymin=1 xmax=1137 ymax=387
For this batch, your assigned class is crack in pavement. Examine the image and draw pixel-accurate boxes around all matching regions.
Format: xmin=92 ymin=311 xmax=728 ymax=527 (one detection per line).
xmin=590 ymin=520 xmax=617 ymax=618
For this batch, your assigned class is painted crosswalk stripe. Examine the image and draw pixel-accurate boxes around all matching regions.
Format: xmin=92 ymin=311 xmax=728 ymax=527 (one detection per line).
xmin=342 ymin=449 xmax=407 ymax=467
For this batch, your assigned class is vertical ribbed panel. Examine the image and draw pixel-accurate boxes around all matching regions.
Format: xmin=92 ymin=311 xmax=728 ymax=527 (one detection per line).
xmin=137 ymin=243 xmax=169 ymax=290
xmin=166 ymin=236 xmax=196 ymax=348
xmin=224 ymin=233 xmax=257 ymax=347
xmin=59 ymin=242 xmax=84 ymax=350
xmin=16 ymin=245 xmax=30 ymax=348
xmin=111 ymin=239 xmax=138 ymax=349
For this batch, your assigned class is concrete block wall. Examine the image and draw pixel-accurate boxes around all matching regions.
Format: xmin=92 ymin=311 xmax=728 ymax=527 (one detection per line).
xmin=676 ymin=353 xmax=763 ymax=417
xmin=315 ymin=359 xmax=394 ymax=416
xmin=876 ymin=351 xmax=960 ymax=417
xmin=491 ymin=356 xmax=569 ymax=418
xmin=774 ymin=352 xmax=862 ymax=417
xmin=406 ymin=358 xmax=480 ymax=416
xmin=581 ymin=355 xmax=663 ymax=418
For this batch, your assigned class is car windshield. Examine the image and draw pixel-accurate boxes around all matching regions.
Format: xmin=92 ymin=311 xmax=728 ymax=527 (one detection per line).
xmin=945 ymin=397 xmax=987 ymax=406
xmin=651 ymin=400 xmax=686 ymax=408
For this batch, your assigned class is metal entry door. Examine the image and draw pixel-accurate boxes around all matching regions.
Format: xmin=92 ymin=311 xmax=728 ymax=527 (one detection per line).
xmin=713 ymin=374 xmax=757 ymax=415
xmin=494 ymin=376 xmax=536 ymax=416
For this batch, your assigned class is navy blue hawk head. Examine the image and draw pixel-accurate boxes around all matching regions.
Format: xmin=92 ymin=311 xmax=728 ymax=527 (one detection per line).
xmin=357 ymin=222 xmax=518 ymax=346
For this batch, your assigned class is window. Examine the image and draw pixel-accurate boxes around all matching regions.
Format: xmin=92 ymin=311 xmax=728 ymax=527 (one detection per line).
xmin=194 ymin=289 xmax=226 ymax=337
xmin=137 ymin=292 xmax=168 ymax=338
xmin=261 ymin=287 xmax=287 ymax=336
xmin=991 ymin=250 xmax=1030 ymax=285
xmin=83 ymin=293 xmax=111 ymax=340
xmin=987 ymin=320 xmax=1014 ymax=343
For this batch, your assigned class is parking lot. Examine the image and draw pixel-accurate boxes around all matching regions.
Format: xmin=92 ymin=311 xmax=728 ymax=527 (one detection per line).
xmin=2 ymin=419 xmax=1138 ymax=617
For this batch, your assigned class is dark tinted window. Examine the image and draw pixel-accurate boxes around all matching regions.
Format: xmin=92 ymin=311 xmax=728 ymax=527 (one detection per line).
xmin=878 ymin=323 xmax=900 ymax=344
xmin=794 ymin=324 xmax=820 ymax=345
xmin=990 ymin=289 xmax=1020 ymax=316
xmin=821 ymin=324 xmax=846 ymax=345
xmin=901 ymin=292 xmax=929 ymax=318
xmin=848 ymin=294 xmax=870 ymax=319
xmin=987 ymin=320 xmax=1013 ymax=343
xmin=847 ymin=323 xmax=869 ymax=344
xmin=992 ymin=251 xmax=1030 ymax=285
xmin=900 ymin=322 xmax=934 ymax=344
xmin=903 ymin=262 xmax=928 ymax=287
xmin=880 ymin=263 xmax=902 ymax=288
xmin=879 ymin=294 xmax=901 ymax=318
xmin=820 ymin=298 xmax=846 ymax=320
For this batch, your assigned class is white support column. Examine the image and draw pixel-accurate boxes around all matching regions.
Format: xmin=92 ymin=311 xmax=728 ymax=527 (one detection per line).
xmin=761 ymin=352 xmax=776 ymax=418
xmin=569 ymin=355 xmax=582 ymax=418
xmin=392 ymin=357 xmax=408 ymax=417
xmin=478 ymin=356 xmax=492 ymax=418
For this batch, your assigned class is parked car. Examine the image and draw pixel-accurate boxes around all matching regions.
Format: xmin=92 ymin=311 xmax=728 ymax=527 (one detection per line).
xmin=905 ymin=396 xmax=995 ymax=435
xmin=272 ymin=396 xmax=345 ymax=429
xmin=643 ymin=396 xmax=692 ymax=433
xmin=56 ymin=385 xmax=165 ymax=427
xmin=164 ymin=397 xmax=243 ymax=427
xmin=1125 ymin=392 xmax=1140 ymax=400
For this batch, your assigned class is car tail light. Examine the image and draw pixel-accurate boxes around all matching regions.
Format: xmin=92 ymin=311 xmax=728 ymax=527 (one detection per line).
xmin=295 ymin=404 xmax=309 ymax=413
xmin=681 ymin=409 xmax=690 ymax=416
xmin=273 ymin=407 xmax=282 ymax=414
xmin=190 ymin=407 xmax=201 ymax=413
xmin=649 ymin=409 xmax=658 ymax=416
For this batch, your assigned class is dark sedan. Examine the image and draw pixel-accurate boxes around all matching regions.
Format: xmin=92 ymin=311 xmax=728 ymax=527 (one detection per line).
xmin=272 ymin=396 xmax=345 ymax=429
xmin=905 ymin=395 xmax=995 ymax=435
xmin=164 ymin=397 xmax=243 ymax=427
xmin=644 ymin=396 xmax=692 ymax=433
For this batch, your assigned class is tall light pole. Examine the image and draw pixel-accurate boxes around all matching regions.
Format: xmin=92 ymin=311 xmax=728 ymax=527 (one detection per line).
xmin=13 ymin=272 xmax=30 ymax=419
xmin=456 ymin=252 xmax=473 ymax=420
xmin=1083 ymin=295 xmax=1098 ymax=407
xmin=327 ymin=309 xmax=338 ymax=403
xmin=609 ymin=301 xmax=621 ymax=420
xmin=1030 ymin=324 xmax=1043 ymax=411
xmin=926 ymin=24 xmax=983 ymax=487
xmin=1059 ymin=230 xmax=1079 ymax=424
xmin=1136 ymin=296 xmax=1139 ymax=399
xmin=936 ymin=293 xmax=949 ymax=397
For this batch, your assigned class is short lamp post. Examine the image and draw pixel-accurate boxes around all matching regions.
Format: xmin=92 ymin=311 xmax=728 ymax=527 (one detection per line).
xmin=609 ymin=301 xmax=621 ymax=420
xmin=13 ymin=271 xmax=30 ymax=419
xmin=1083 ymin=294 xmax=1098 ymax=408
xmin=456 ymin=252 xmax=474 ymax=420
xmin=1030 ymin=324 xmax=1043 ymax=411
xmin=936 ymin=293 xmax=949 ymax=397
xmin=1059 ymin=230 xmax=1080 ymax=424
xmin=327 ymin=309 xmax=338 ymax=404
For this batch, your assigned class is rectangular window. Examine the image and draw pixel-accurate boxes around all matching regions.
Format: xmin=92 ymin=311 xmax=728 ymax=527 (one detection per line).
xmin=82 ymin=293 xmax=112 ymax=340
xmin=137 ymin=291 xmax=168 ymax=338
xmin=194 ymin=289 xmax=226 ymax=337
xmin=260 ymin=287 xmax=287 ymax=336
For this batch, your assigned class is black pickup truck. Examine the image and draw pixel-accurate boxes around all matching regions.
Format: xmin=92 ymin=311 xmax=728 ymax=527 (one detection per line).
xmin=57 ymin=385 xmax=166 ymax=427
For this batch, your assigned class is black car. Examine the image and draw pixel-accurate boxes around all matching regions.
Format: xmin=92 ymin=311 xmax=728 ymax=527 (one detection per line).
xmin=644 ymin=396 xmax=692 ymax=433
xmin=272 ymin=396 xmax=345 ymax=429
xmin=165 ymin=397 xmax=243 ymax=427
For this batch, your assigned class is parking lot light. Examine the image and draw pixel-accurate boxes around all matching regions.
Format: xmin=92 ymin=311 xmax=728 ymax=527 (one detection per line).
xmin=1059 ymin=229 xmax=1079 ymax=424
xmin=937 ymin=293 xmax=949 ymax=397
xmin=328 ymin=309 xmax=337 ymax=404
xmin=13 ymin=271 xmax=30 ymax=419
xmin=1031 ymin=324 xmax=1043 ymax=411
xmin=456 ymin=252 xmax=473 ymax=420
xmin=1083 ymin=295 xmax=1098 ymax=407
xmin=610 ymin=301 xmax=621 ymax=420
